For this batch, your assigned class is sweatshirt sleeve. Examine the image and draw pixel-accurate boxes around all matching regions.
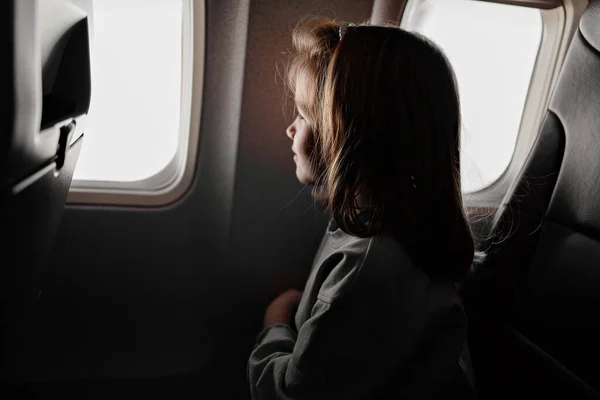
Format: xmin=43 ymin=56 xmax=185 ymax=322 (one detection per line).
xmin=247 ymin=297 xmax=400 ymax=400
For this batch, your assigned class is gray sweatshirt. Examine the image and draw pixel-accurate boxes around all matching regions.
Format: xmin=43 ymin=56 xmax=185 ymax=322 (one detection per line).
xmin=248 ymin=219 xmax=474 ymax=399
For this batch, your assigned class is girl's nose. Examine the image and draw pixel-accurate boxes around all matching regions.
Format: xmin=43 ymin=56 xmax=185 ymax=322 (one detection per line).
xmin=286 ymin=123 xmax=295 ymax=140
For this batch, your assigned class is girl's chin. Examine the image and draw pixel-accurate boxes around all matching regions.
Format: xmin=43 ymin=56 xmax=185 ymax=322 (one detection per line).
xmin=295 ymin=169 xmax=315 ymax=185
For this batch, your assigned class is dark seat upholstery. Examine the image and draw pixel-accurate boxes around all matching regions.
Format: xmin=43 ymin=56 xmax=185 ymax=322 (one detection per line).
xmin=461 ymin=2 xmax=600 ymax=399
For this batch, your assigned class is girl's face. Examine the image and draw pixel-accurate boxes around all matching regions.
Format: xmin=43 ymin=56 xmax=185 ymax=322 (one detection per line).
xmin=286 ymin=80 xmax=316 ymax=185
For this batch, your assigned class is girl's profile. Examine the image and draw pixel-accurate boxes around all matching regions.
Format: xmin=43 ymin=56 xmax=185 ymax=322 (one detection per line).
xmin=248 ymin=17 xmax=476 ymax=400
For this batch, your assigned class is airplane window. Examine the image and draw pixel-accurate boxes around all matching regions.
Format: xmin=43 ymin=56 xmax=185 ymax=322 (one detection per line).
xmin=405 ymin=0 xmax=542 ymax=193
xmin=72 ymin=0 xmax=185 ymax=183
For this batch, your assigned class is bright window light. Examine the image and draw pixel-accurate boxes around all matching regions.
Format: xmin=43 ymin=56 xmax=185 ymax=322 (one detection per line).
xmin=407 ymin=0 xmax=542 ymax=193
xmin=73 ymin=0 xmax=184 ymax=182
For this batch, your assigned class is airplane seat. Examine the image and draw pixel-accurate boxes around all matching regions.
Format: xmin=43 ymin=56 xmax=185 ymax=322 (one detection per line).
xmin=1 ymin=0 xmax=90 ymax=384
xmin=460 ymin=1 xmax=600 ymax=398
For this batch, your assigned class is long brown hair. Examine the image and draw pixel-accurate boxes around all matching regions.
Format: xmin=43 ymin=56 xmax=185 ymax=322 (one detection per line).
xmin=288 ymin=20 xmax=475 ymax=282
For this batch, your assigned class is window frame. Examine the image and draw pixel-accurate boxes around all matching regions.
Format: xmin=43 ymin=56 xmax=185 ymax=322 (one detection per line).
xmin=66 ymin=0 xmax=204 ymax=207
xmin=400 ymin=0 xmax=588 ymax=204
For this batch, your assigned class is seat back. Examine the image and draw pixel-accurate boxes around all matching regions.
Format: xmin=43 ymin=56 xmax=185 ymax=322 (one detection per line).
xmin=462 ymin=2 xmax=600 ymax=398
xmin=1 ymin=0 xmax=90 ymax=382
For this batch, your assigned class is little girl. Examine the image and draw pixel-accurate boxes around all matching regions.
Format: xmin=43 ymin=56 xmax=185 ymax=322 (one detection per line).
xmin=248 ymin=18 xmax=476 ymax=399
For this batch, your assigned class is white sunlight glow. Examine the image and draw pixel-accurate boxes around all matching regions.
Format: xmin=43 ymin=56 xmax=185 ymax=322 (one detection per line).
xmin=73 ymin=0 xmax=183 ymax=182
xmin=408 ymin=0 xmax=542 ymax=193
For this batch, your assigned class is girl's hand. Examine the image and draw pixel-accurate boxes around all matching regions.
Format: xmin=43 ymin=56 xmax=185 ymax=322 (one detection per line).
xmin=263 ymin=289 xmax=303 ymax=328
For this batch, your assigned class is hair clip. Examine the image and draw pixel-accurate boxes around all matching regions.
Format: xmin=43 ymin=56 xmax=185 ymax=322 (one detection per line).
xmin=338 ymin=23 xmax=355 ymax=41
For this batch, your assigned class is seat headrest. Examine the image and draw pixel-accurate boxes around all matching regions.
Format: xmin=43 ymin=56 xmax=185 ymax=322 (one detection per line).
xmin=546 ymin=0 xmax=600 ymax=235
